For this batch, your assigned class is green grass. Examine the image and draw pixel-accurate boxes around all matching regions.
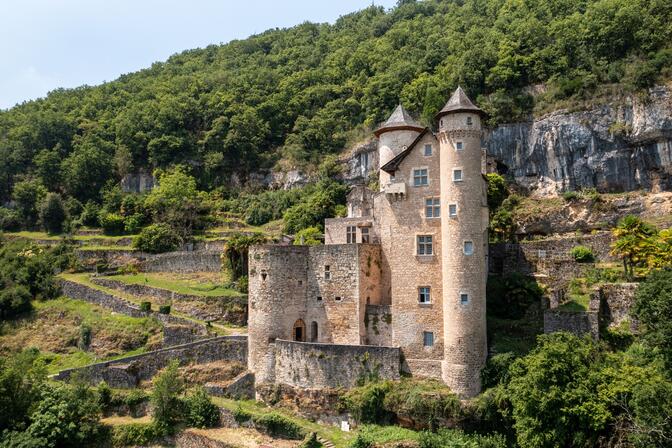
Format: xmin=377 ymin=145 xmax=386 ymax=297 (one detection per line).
xmin=356 ymin=424 xmax=420 ymax=443
xmin=0 ymin=297 xmax=162 ymax=374
xmin=7 ymin=230 xmax=136 ymax=242
xmin=107 ymin=273 xmax=243 ymax=298
xmin=77 ymin=245 xmax=135 ymax=251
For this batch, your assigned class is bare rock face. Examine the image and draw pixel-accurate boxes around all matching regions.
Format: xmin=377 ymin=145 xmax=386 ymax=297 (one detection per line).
xmin=485 ymin=84 xmax=672 ymax=196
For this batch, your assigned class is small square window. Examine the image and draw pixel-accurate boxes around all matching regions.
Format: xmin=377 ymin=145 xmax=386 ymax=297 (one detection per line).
xmin=417 ymin=235 xmax=433 ymax=256
xmin=456 ymin=141 xmax=464 ymax=150
xmin=424 ymin=144 xmax=432 ymax=156
xmin=335 ymin=296 xmax=342 ymax=302
xmin=324 ymin=265 xmax=331 ymax=280
xmin=298 ymin=280 xmax=303 ymax=285
xmin=423 ymin=331 xmax=434 ymax=347
xmin=317 ymin=296 xmax=322 ymax=301
xmin=425 ymin=198 xmax=440 ymax=218
xmin=413 ymin=169 xmax=428 ymax=186
xmin=418 ymin=287 xmax=431 ymax=304
xmin=460 ymin=293 xmax=469 ymax=305
xmin=448 ymin=204 xmax=458 ymax=218
xmin=466 ymin=116 xmax=473 ymax=126
xmin=347 ymin=226 xmax=356 ymax=244
xmin=361 ymin=227 xmax=370 ymax=243
xmin=453 ymin=169 xmax=463 ymax=182
xmin=464 ymin=241 xmax=474 ymax=255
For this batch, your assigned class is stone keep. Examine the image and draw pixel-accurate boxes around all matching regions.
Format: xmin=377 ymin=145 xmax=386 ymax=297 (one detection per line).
xmin=248 ymin=87 xmax=489 ymax=397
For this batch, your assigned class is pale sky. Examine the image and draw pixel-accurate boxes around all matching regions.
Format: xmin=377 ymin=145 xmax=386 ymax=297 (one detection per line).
xmin=0 ymin=0 xmax=397 ymax=109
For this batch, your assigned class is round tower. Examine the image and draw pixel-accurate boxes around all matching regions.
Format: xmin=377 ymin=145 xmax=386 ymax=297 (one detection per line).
xmin=437 ymin=87 xmax=488 ymax=398
xmin=374 ymin=104 xmax=424 ymax=191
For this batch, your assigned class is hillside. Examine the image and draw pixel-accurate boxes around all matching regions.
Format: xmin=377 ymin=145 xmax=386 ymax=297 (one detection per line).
xmin=1 ymin=0 xmax=671 ymax=206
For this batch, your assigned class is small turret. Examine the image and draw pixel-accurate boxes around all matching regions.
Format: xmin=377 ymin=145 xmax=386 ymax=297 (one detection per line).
xmin=375 ymin=105 xmax=424 ymax=191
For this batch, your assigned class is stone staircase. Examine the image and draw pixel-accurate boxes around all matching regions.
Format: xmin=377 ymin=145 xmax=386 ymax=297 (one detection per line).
xmin=317 ymin=435 xmax=335 ymax=448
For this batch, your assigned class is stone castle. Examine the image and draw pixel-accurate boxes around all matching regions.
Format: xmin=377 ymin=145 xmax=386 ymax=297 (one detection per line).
xmin=248 ymin=87 xmax=489 ymax=398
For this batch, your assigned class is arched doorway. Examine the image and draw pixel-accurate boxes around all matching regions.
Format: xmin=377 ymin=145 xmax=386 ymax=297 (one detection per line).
xmin=292 ymin=319 xmax=306 ymax=342
xmin=310 ymin=321 xmax=318 ymax=342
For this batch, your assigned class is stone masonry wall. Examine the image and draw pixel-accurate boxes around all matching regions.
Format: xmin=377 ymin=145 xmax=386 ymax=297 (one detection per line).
xmin=54 ymin=336 xmax=247 ymax=388
xmin=273 ymin=340 xmax=400 ymax=389
xmin=365 ymin=304 xmax=392 ymax=346
xmin=544 ymin=310 xmax=599 ymax=339
xmin=595 ymin=283 xmax=639 ymax=331
xmin=141 ymin=251 xmax=222 ymax=273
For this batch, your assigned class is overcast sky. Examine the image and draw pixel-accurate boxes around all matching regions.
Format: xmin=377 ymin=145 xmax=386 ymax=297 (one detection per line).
xmin=0 ymin=0 xmax=397 ymax=109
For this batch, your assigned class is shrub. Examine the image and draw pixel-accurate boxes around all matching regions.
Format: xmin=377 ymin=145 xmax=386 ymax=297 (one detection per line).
xmin=139 ymin=301 xmax=151 ymax=312
xmin=78 ymin=323 xmax=92 ymax=349
xmin=232 ymin=406 xmax=251 ymax=424
xmin=571 ymin=245 xmax=595 ymax=263
xmin=341 ymin=381 xmax=392 ymax=424
xmin=383 ymin=379 xmax=460 ymax=430
xmin=632 ymin=269 xmax=672 ymax=371
xmin=0 ymin=207 xmax=21 ymax=231
xmin=481 ymin=352 xmax=516 ymax=389
xmin=184 ymin=387 xmax=219 ymax=428
xmin=133 ymin=223 xmax=182 ymax=254
xmin=486 ymin=173 xmax=509 ymax=210
xmin=252 ymin=412 xmax=305 ymax=440
xmin=39 ymin=193 xmax=67 ymax=234
xmin=150 ymin=360 xmax=184 ymax=433
xmin=123 ymin=213 xmax=144 ymax=234
xmin=299 ymin=432 xmax=322 ymax=448
xmin=349 ymin=434 xmax=373 ymax=448
xmin=0 ymin=285 xmax=32 ymax=319
xmin=294 ymin=226 xmax=323 ymax=246
xmin=111 ymin=423 xmax=161 ymax=447
xmin=96 ymin=382 xmax=112 ymax=409
xmin=419 ymin=429 xmax=507 ymax=448
xmin=562 ymin=191 xmax=579 ymax=201
xmin=98 ymin=212 xmax=126 ymax=235
xmin=78 ymin=201 xmax=101 ymax=227
xmin=158 ymin=305 xmax=171 ymax=315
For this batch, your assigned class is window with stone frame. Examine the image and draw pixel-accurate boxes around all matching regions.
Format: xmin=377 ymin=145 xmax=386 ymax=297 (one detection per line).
xmin=346 ymin=226 xmax=356 ymax=244
xmin=417 ymin=235 xmax=433 ymax=256
xmin=360 ymin=227 xmax=370 ymax=243
xmin=425 ymin=198 xmax=440 ymax=218
xmin=453 ymin=169 xmax=463 ymax=182
xmin=423 ymin=331 xmax=434 ymax=347
xmin=460 ymin=292 xmax=470 ymax=305
xmin=464 ymin=240 xmax=474 ymax=255
xmin=448 ymin=203 xmax=458 ymax=218
xmin=324 ymin=265 xmax=331 ymax=280
xmin=456 ymin=141 xmax=464 ymax=150
xmin=418 ymin=286 xmax=431 ymax=304
xmin=424 ymin=144 xmax=432 ymax=156
xmin=466 ymin=116 xmax=473 ymax=126
xmin=413 ymin=169 xmax=429 ymax=186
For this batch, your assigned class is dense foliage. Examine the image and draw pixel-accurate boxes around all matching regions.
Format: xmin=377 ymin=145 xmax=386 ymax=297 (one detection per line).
xmin=632 ymin=269 xmax=672 ymax=371
xmin=1 ymin=0 xmax=671 ymax=211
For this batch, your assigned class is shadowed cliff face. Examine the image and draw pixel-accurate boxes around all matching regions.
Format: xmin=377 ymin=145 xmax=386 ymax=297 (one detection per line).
xmin=485 ymin=85 xmax=672 ymax=196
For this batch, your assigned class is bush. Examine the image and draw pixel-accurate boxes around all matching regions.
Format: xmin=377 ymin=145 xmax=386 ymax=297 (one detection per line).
xmin=111 ymin=423 xmax=161 ymax=447
xmin=0 ymin=285 xmax=32 ymax=319
xmin=39 ymin=193 xmax=67 ymax=234
xmin=252 ymin=412 xmax=305 ymax=440
xmin=98 ymin=212 xmax=125 ymax=235
xmin=151 ymin=360 xmax=184 ymax=433
xmin=486 ymin=173 xmax=509 ymax=210
xmin=632 ymin=269 xmax=672 ymax=370
xmin=383 ymin=379 xmax=460 ymax=430
xmin=342 ymin=381 xmax=392 ymax=425
xmin=139 ymin=301 xmax=151 ymax=312
xmin=123 ymin=213 xmax=144 ymax=234
xmin=133 ymin=224 xmax=182 ymax=254
xmin=236 ymin=275 xmax=248 ymax=294
xmin=78 ymin=201 xmax=101 ymax=227
xmin=570 ymin=245 xmax=595 ymax=263
xmin=96 ymin=382 xmax=112 ymax=409
xmin=299 ymin=432 xmax=322 ymax=448
xmin=184 ymin=387 xmax=220 ymax=428
xmin=481 ymin=352 xmax=516 ymax=389
xmin=562 ymin=191 xmax=579 ymax=201
xmin=294 ymin=226 xmax=323 ymax=246
xmin=158 ymin=305 xmax=171 ymax=315
xmin=0 ymin=207 xmax=21 ymax=231
xmin=419 ymin=429 xmax=507 ymax=448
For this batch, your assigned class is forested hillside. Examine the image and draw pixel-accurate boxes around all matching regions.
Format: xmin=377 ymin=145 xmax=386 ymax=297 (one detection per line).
xmin=1 ymin=0 xmax=671 ymax=207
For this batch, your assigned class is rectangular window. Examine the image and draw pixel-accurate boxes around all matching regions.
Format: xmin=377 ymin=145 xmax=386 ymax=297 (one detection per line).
xmin=413 ymin=169 xmax=428 ymax=186
xmin=360 ymin=227 xmax=370 ymax=243
xmin=346 ymin=226 xmax=356 ymax=244
xmin=448 ymin=203 xmax=458 ymax=218
xmin=460 ymin=293 xmax=469 ymax=305
xmin=317 ymin=296 xmax=322 ymax=302
xmin=418 ymin=287 xmax=431 ymax=304
xmin=456 ymin=141 xmax=464 ymax=150
xmin=423 ymin=331 xmax=434 ymax=347
xmin=417 ymin=235 xmax=433 ymax=256
xmin=425 ymin=198 xmax=440 ymax=218
xmin=464 ymin=241 xmax=474 ymax=255
xmin=335 ymin=296 xmax=342 ymax=302
xmin=324 ymin=265 xmax=331 ymax=280
xmin=424 ymin=144 xmax=432 ymax=156
xmin=453 ymin=169 xmax=463 ymax=182
xmin=466 ymin=116 xmax=473 ymax=126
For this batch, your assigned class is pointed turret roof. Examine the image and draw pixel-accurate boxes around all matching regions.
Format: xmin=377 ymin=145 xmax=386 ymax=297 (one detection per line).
xmin=436 ymin=86 xmax=483 ymax=118
xmin=374 ymin=104 xmax=424 ymax=137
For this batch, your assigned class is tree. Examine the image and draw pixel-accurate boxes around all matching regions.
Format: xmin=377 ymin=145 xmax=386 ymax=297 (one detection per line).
xmin=33 ymin=149 xmax=62 ymax=192
xmin=632 ymin=269 xmax=672 ymax=371
xmin=224 ymin=232 xmax=267 ymax=279
xmin=39 ymin=193 xmax=67 ymax=234
xmin=133 ymin=224 xmax=182 ymax=253
xmin=0 ymin=350 xmax=46 ymax=433
xmin=610 ymin=215 xmax=657 ymax=279
xmin=184 ymin=387 xmax=219 ymax=428
xmin=12 ymin=179 xmax=47 ymax=228
xmin=294 ymin=227 xmax=323 ymax=246
xmin=151 ymin=360 xmax=184 ymax=433
xmin=486 ymin=173 xmax=509 ymax=210
xmin=61 ymin=136 xmax=113 ymax=202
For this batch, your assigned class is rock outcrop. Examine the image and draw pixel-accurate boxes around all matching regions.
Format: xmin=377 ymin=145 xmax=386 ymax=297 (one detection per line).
xmin=485 ymin=84 xmax=672 ymax=196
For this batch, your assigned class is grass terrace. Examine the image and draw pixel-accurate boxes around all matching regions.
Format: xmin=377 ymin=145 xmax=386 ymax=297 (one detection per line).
xmin=106 ymin=272 xmax=243 ymax=298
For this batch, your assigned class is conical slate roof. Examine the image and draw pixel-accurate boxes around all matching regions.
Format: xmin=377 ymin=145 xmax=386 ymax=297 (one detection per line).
xmin=436 ymin=86 xmax=483 ymax=118
xmin=374 ymin=104 xmax=424 ymax=136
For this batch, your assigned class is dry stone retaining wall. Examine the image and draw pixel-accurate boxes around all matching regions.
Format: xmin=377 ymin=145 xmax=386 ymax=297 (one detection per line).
xmin=544 ymin=310 xmax=599 ymax=339
xmin=53 ymin=336 xmax=247 ymax=388
xmin=140 ymin=251 xmax=222 ymax=273
xmin=273 ymin=340 xmax=400 ymax=389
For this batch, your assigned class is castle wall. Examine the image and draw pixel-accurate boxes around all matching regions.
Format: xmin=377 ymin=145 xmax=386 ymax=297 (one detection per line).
xmin=273 ymin=340 xmax=400 ymax=389
xmin=324 ymin=217 xmax=375 ymax=245
xmin=365 ymin=304 xmax=393 ymax=346
xmin=378 ymin=132 xmax=445 ymax=374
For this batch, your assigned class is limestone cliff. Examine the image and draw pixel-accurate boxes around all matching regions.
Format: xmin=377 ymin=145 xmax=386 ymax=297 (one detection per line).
xmin=485 ymin=84 xmax=672 ymax=196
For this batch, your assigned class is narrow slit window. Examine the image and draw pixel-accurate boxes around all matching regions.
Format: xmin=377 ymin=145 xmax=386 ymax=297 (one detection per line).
xmin=324 ymin=265 xmax=331 ymax=280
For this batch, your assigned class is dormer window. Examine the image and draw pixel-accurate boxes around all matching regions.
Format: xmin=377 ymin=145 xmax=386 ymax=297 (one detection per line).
xmin=456 ymin=141 xmax=464 ymax=151
xmin=424 ymin=144 xmax=432 ymax=156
